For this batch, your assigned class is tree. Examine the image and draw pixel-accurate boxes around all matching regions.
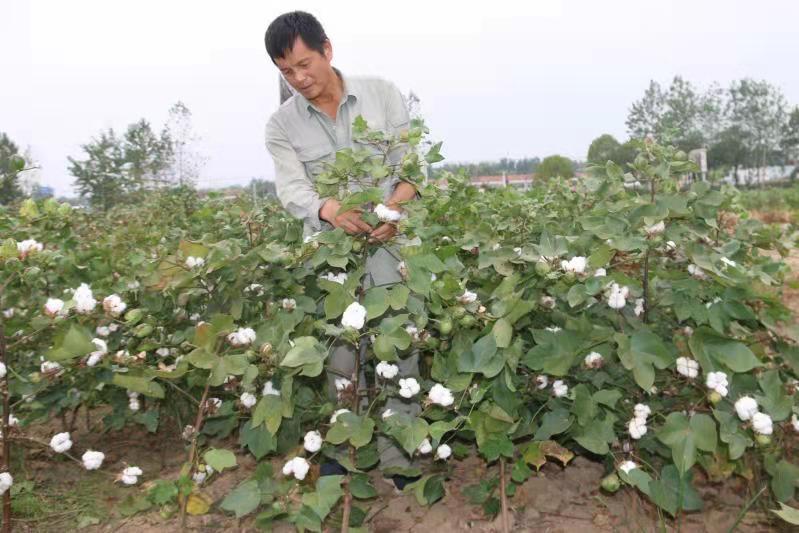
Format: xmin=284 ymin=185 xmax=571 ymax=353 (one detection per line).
xmin=587 ymin=134 xmax=622 ymax=165
xmin=726 ymin=79 xmax=788 ymax=183
xmin=626 ymin=80 xmax=665 ymax=140
xmin=123 ymin=120 xmax=173 ymax=188
xmin=0 ymin=132 xmax=25 ymax=205
xmin=781 ymin=106 xmax=799 ymax=165
xmin=69 ymin=129 xmax=128 ymax=211
xmin=708 ymin=126 xmax=749 ymax=186
xmin=536 ymin=155 xmax=575 ymax=181
xmin=165 ymin=101 xmax=206 ymax=185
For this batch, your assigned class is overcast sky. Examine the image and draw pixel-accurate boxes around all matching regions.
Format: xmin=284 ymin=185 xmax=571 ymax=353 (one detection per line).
xmin=2 ymin=0 xmax=798 ymax=196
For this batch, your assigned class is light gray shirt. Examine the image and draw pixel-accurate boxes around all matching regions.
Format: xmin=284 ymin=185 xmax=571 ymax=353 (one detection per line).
xmin=265 ymin=68 xmax=410 ymax=236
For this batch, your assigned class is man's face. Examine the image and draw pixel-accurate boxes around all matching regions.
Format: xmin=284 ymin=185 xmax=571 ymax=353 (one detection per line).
xmin=275 ymin=37 xmax=334 ymax=100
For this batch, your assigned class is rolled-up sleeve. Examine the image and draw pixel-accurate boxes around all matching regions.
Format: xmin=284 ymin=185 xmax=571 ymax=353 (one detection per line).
xmin=265 ymin=116 xmax=325 ymax=231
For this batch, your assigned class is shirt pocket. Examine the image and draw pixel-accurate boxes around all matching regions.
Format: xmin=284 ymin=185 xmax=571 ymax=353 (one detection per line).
xmin=295 ymin=144 xmax=333 ymax=181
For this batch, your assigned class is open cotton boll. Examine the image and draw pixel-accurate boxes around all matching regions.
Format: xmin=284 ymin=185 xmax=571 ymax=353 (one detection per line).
xmin=645 ymin=221 xmax=665 ymax=236
xmin=435 ymin=444 xmax=452 ymax=460
xmin=240 ymin=392 xmax=257 ymax=409
xmin=457 ymin=289 xmax=478 ymax=304
xmin=791 ymin=414 xmax=799 ymax=432
xmin=44 ymin=298 xmax=65 ymax=317
xmin=618 ymin=461 xmax=638 ymax=474
xmin=398 ymin=377 xmax=421 ymax=398
xmin=120 ymin=466 xmax=143 ymax=485
xmin=560 ymin=256 xmax=587 ymax=274
xmin=535 ymin=375 xmax=549 ymax=390
xmin=82 ymin=450 xmax=105 ymax=470
xmin=320 ymin=272 xmax=348 ymax=285
xmin=607 ymin=283 xmax=629 ymax=310
xmin=0 ymin=362 xmax=5 ymax=379
xmin=0 ymin=472 xmax=12 ymax=495
xmin=227 ymin=327 xmax=257 ymax=347
xmin=676 ymin=357 xmax=699 ymax=379
xmin=752 ymin=412 xmax=773 ymax=435
xmin=102 ymin=294 xmax=127 ymax=316
xmin=374 ymin=203 xmax=402 ymax=223
xmin=73 ymin=283 xmax=97 ymax=314
xmin=40 ymin=360 xmax=63 ymax=374
xmin=282 ymin=457 xmax=310 ymax=480
xmin=49 ymin=432 xmax=73 ymax=453
xmin=17 ymin=239 xmax=43 ymax=257
xmin=417 ymin=438 xmax=433 ymax=455
xmin=428 ymin=383 xmax=454 ymax=407
xmin=381 ymin=408 xmax=395 ymax=420
xmin=262 ymin=381 xmax=280 ymax=396
xmin=687 ymin=264 xmax=708 ymax=280
xmin=705 ymin=371 xmax=729 ymax=397
xmin=185 ymin=256 xmax=205 ymax=269
xmin=303 ymin=431 xmax=323 ymax=453
xmin=552 ymin=380 xmax=568 ymax=398
xmin=584 ymin=352 xmax=604 ymax=368
xmin=634 ymin=404 xmax=651 ymax=421
xmin=375 ymin=361 xmax=399 ymax=380
xmin=628 ymin=418 xmax=647 ymax=440
xmin=734 ymin=396 xmax=759 ymax=421
xmin=341 ymin=302 xmax=367 ymax=330
xmin=335 ymin=378 xmax=352 ymax=392
xmin=720 ymin=257 xmax=736 ymax=268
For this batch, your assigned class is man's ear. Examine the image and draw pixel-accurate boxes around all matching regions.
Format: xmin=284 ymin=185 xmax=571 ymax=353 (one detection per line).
xmin=323 ymin=40 xmax=333 ymax=63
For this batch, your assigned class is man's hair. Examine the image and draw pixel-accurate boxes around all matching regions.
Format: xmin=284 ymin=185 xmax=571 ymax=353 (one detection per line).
xmin=264 ymin=11 xmax=328 ymax=63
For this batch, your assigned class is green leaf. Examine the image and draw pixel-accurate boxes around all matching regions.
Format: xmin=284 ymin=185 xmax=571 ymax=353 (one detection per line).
xmin=350 ymin=474 xmax=378 ymax=499
xmin=364 ymin=287 xmax=390 ymax=320
xmin=47 ymin=323 xmax=94 ymax=361
xmin=302 ymin=475 xmax=344 ymax=521
xmin=771 ymin=460 xmax=799 ymax=502
xmin=689 ymin=327 xmax=761 ymax=373
xmin=772 ymin=503 xmax=799 ymax=525
xmin=388 ymin=285 xmax=410 ymax=310
xmin=458 ymin=334 xmax=503 ymax=377
xmin=325 ymin=413 xmax=375 ymax=449
xmin=492 ymin=318 xmax=513 ymax=349
xmin=280 ymin=336 xmax=327 ymax=377
xmin=220 ymin=479 xmax=261 ymax=518
xmin=203 ymin=448 xmax=237 ymax=472
xmin=112 ymin=374 xmax=165 ymax=399
xmin=148 ymin=480 xmax=178 ymax=505
xmin=648 ymin=465 xmax=703 ymax=516
xmin=533 ymin=409 xmax=572 ymax=441
xmin=239 ymin=420 xmax=277 ymax=459
xmin=251 ymin=395 xmax=283 ymax=434
xmin=479 ymin=435 xmax=514 ymax=462
xmin=385 ymin=414 xmax=429 ymax=455
xmin=657 ymin=413 xmax=716 ymax=474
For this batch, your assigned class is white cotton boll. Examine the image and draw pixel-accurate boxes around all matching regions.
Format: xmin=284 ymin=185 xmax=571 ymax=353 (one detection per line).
xmin=282 ymin=457 xmax=310 ymax=480
xmin=185 ymin=256 xmax=205 ymax=269
xmin=734 ymin=396 xmax=759 ymax=421
xmin=435 ymin=444 xmax=452 ymax=460
xmin=120 ymin=466 xmax=142 ymax=485
xmin=405 ymin=324 xmax=420 ymax=342
xmin=513 ymin=247 xmax=523 ymax=256
xmin=545 ymin=326 xmax=562 ymax=333
xmin=705 ymin=371 xmax=729 ymax=397
xmin=321 ymin=272 xmax=348 ymax=285
xmin=335 ymin=378 xmax=352 ymax=392
xmin=791 ymin=414 xmax=799 ymax=432
xmin=584 ymin=352 xmax=604 ymax=369
xmin=341 ymin=302 xmax=367 ymax=330
xmin=17 ymin=239 xmax=44 ymax=256
xmin=207 ymin=397 xmax=222 ymax=411
xmin=40 ymin=360 xmax=62 ymax=374
xmin=82 ymin=450 xmax=105 ymax=470
xmin=0 ymin=472 xmax=12 ymax=495
xmin=90 ymin=338 xmax=107 ymax=355
xmin=607 ymin=283 xmax=628 ymax=310
xmin=594 ymin=268 xmax=607 ymax=277
xmin=676 ymin=357 xmax=699 ymax=379
xmin=688 ymin=264 xmax=708 ymax=280
xmin=628 ymin=417 xmax=648 ymax=439
xmin=720 ymin=257 xmax=736 ymax=268
xmin=397 ymin=260 xmax=408 ymax=279
xmin=156 ymin=347 xmax=170 ymax=357
xmin=458 ymin=289 xmax=478 ymax=304
xmin=193 ymin=471 xmax=207 ymax=484
xmin=398 ymin=377 xmax=421 ymax=398
xmin=281 ymin=298 xmax=296 ymax=311
xmin=8 ymin=415 xmax=18 ymax=427
xmin=540 ymin=296 xmax=556 ymax=309
xmin=634 ymin=404 xmax=651 ymax=421
xmin=50 ymin=432 xmax=73 ymax=453
xmin=618 ymin=461 xmax=638 ymax=474
xmin=44 ymin=298 xmax=65 ymax=317
xmin=536 ymin=375 xmax=549 ymax=390
xmin=2 ymin=308 xmax=14 ymax=319
xmin=102 ymin=294 xmax=127 ymax=317
xmin=665 ymin=240 xmax=677 ymax=251
xmin=227 ymin=327 xmax=257 ymax=347
xmin=96 ymin=326 xmax=110 ymax=337
xmin=108 ymin=323 xmax=119 ymax=332
xmin=382 ymin=408 xmax=395 ymax=420
xmin=428 ymin=383 xmax=455 ymax=407
xmin=563 ymin=256 xmax=587 ymax=274
xmin=645 ymin=221 xmax=665 ymax=236
xmin=376 ymin=362 xmax=399 ymax=380
xmin=417 ymin=438 xmax=433 ymax=455
xmin=240 ymin=392 xmax=257 ymax=409
xmin=552 ymin=380 xmax=568 ymax=398
xmin=634 ymin=298 xmax=645 ymax=317
xmin=87 ymin=353 xmax=103 ymax=367
xmin=262 ymin=381 xmax=280 ymax=396
xmin=752 ymin=412 xmax=773 ymax=435
xmin=128 ymin=399 xmax=140 ymax=412
xmin=303 ymin=430 xmax=323 ymax=453
xmin=73 ymin=283 xmax=97 ymax=314
xmin=0 ymin=362 xmax=5 ymax=379
xmin=330 ymin=409 xmax=350 ymax=424
xmin=374 ymin=203 xmax=402 ymax=223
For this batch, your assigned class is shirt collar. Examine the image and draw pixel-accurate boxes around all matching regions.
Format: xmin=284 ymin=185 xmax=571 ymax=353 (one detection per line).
xmin=301 ymin=67 xmax=358 ymax=118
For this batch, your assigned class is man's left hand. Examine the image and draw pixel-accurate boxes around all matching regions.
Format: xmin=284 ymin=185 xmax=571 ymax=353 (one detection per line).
xmin=368 ymin=222 xmax=398 ymax=243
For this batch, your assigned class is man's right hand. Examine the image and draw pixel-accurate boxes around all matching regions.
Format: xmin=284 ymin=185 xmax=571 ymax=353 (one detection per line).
xmin=319 ymin=198 xmax=373 ymax=235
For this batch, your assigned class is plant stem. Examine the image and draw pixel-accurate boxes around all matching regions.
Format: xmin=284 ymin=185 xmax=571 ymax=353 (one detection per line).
xmin=180 ymin=378 xmax=211 ymax=530
xmin=643 ymin=246 xmax=650 ymax=324
xmin=499 ymin=459 xmax=510 ymax=533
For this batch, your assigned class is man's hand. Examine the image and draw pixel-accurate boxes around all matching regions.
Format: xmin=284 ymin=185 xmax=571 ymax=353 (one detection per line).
xmin=319 ymin=198 xmax=373 ymax=235
xmin=368 ymin=222 xmax=398 ymax=243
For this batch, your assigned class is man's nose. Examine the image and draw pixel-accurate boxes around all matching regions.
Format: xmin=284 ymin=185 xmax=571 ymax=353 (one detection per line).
xmin=294 ymin=71 xmax=307 ymax=84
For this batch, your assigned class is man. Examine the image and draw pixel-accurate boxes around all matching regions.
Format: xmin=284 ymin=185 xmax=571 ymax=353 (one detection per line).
xmin=263 ymin=11 xmax=420 ymax=488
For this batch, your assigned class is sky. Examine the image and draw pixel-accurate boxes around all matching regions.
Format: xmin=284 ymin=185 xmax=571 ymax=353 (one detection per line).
xmin=2 ymin=0 xmax=798 ymax=197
